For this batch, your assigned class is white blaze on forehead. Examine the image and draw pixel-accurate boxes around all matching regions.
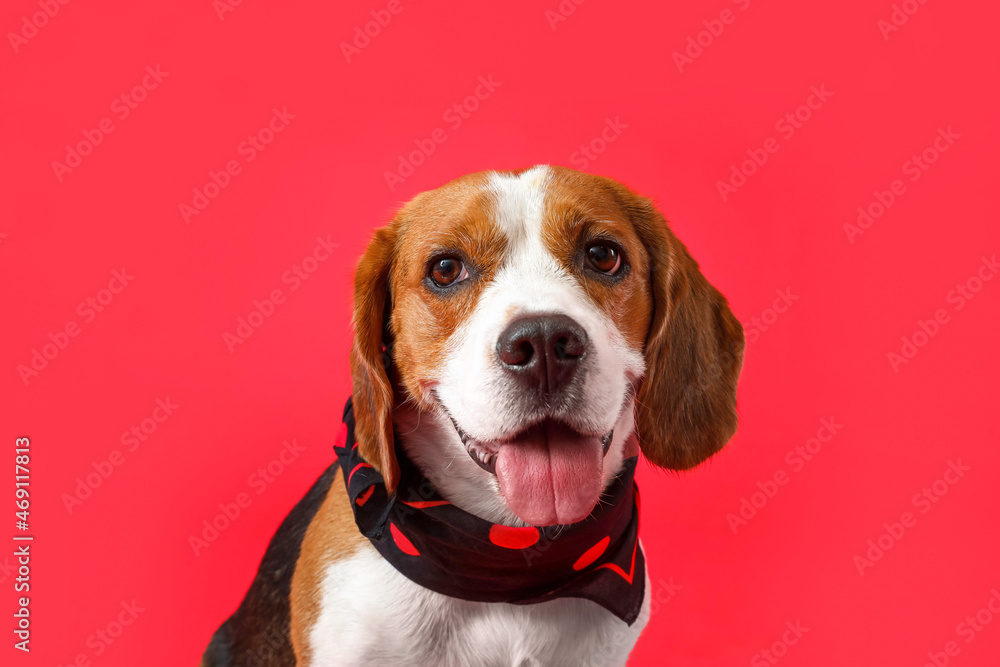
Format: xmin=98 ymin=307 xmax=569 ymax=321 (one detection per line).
xmin=484 ymin=166 xmax=583 ymax=325
xmin=487 ymin=165 xmax=553 ymax=246
xmin=485 ymin=165 xmax=575 ymax=295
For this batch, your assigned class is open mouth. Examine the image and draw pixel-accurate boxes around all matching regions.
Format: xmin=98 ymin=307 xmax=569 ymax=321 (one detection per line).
xmin=450 ymin=417 xmax=615 ymax=526
xmin=451 ymin=418 xmax=613 ymax=474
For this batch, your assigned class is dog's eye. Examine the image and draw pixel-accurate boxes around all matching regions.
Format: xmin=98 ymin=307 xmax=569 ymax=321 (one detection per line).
xmin=429 ymin=256 xmax=469 ymax=287
xmin=586 ymin=243 xmax=622 ymax=275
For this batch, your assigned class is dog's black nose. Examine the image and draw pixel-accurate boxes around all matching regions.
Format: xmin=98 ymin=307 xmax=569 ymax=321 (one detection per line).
xmin=496 ymin=314 xmax=588 ymax=392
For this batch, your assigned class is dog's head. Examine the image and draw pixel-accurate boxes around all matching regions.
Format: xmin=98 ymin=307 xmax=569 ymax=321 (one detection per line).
xmin=351 ymin=166 xmax=744 ymax=526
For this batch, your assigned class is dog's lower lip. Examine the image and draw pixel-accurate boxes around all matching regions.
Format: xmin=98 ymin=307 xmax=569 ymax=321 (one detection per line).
xmin=450 ymin=418 xmax=613 ymax=474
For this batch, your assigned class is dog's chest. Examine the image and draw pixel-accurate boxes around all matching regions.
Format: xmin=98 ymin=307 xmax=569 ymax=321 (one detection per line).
xmin=305 ymin=545 xmax=648 ymax=667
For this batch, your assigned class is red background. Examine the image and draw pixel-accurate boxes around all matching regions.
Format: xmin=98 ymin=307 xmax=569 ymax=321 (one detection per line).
xmin=2 ymin=0 xmax=999 ymax=665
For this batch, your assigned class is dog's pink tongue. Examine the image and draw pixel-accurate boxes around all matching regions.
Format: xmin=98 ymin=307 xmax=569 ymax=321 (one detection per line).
xmin=495 ymin=423 xmax=603 ymax=526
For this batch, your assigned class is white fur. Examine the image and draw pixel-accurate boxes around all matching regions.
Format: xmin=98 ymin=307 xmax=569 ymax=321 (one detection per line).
xmin=307 ymin=543 xmax=650 ymax=667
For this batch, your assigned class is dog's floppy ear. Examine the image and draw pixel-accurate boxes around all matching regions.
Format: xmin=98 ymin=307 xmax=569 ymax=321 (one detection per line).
xmin=350 ymin=225 xmax=400 ymax=491
xmin=630 ymin=198 xmax=744 ymax=470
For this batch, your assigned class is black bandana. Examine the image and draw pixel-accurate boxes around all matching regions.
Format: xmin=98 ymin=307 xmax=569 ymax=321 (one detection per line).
xmin=334 ymin=399 xmax=646 ymax=625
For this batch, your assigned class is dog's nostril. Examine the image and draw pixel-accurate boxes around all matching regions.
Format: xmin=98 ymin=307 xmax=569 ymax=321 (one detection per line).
xmin=500 ymin=339 xmax=535 ymax=366
xmin=497 ymin=332 xmax=536 ymax=366
xmin=554 ymin=334 xmax=584 ymax=360
xmin=517 ymin=341 xmax=535 ymax=364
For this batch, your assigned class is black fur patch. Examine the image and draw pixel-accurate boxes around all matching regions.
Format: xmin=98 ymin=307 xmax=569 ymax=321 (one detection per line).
xmin=201 ymin=464 xmax=338 ymax=667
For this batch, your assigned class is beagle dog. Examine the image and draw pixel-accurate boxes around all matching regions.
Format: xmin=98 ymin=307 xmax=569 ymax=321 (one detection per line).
xmin=201 ymin=165 xmax=744 ymax=667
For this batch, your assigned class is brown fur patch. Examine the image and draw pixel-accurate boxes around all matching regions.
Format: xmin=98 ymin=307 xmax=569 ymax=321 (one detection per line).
xmin=351 ymin=226 xmax=400 ymax=490
xmin=289 ymin=468 xmax=367 ymax=665
xmin=540 ymin=168 xmax=655 ymax=352
xmin=387 ymin=172 xmax=509 ymax=411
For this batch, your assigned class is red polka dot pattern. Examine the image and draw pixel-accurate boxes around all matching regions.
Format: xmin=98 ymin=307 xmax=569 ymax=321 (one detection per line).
xmin=401 ymin=500 xmax=451 ymax=509
xmin=488 ymin=524 xmax=540 ymax=549
xmin=355 ymin=486 xmax=374 ymax=507
xmin=390 ymin=523 xmax=420 ymax=556
xmin=573 ymin=536 xmax=610 ymax=571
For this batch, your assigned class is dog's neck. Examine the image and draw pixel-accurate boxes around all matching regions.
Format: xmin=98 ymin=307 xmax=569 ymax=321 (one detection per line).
xmin=391 ymin=402 xmax=637 ymax=528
